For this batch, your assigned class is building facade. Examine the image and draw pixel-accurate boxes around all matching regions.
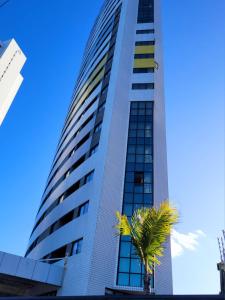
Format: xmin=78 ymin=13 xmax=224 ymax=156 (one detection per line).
xmin=26 ymin=0 xmax=172 ymax=295
xmin=0 ymin=39 xmax=26 ymax=125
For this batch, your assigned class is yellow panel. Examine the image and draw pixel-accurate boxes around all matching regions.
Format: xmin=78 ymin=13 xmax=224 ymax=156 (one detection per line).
xmin=135 ymin=45 xmax=154 ymax=54
xmin=77 ymin=54 xmax=108 ymax=98
xmin=134 ymin=58 xmax=155 ymax=68
xmin=74 ymin=68 xmax=105 ymax=111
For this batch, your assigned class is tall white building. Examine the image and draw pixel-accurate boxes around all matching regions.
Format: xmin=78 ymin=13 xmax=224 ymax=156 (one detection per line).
xmin=0 ymin=39 xmax=26 ymax=125
xmin=25 ymin=0 xmax=172 ymax=295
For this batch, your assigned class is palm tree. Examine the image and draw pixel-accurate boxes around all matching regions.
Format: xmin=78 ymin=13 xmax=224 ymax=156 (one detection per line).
xmin=115 ymin=201 xmax=178 ymax=295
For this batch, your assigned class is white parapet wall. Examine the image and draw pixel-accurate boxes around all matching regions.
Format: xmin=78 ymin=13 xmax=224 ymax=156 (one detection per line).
xmin=0 ymin=39 xmax=26 ymax=125
xmin=0 ymin=251 xmax=63 ymax=296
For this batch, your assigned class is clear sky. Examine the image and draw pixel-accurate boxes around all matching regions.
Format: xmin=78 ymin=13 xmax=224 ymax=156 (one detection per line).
xmin=0 ymin=0 xmax=224 ymax=295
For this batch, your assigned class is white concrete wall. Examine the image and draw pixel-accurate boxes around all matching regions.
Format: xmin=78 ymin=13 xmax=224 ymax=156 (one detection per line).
xmin=27 ymin=0 xmax=173 ymax=296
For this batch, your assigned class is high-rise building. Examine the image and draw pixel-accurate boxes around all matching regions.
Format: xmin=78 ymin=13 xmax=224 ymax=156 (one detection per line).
xmin=25 ymin=0 xmax=172 ymax=295
xmin=0 ymin=39 xmax=26 ymax=125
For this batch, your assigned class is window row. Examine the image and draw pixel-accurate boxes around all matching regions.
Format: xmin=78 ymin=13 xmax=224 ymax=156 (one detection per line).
xmin=47 ymin=114 xmax=96 ymax=189
xmin=135 ymin=41 xmax=154 ymax=46
xmin=34 ymin=170 xmax=94 ymax=233
xmin=46 ymin=100 xmax=99 ymax=190
xmin=125 ymin=171 xmax=153 ymax=184
xmin=129 ymin=115 xmax=153 ymax=123
xmin=41 ymin=238 xmax=83 ymax=264
xmin=124 ymin=193 xmax=153 ymax=205
xmin=136 ymin=29 xmax=154 ymax=34
xmin=126 ymin=162 xmax=153 ymax=172
xmin=133 ymin=67 xmax=154 ymax=73
xmin=127 ymin=144 xmax=152 ymax=154
xmin=26 ymin=202 xmax=89 ymax=256
xmin=124 ymin=182 xmax=152 ymax=194
xmin=128 ymin=129 xmax=152 ymax=138
xmin=128 ymin=137 xmax=153 ymax=145
xmin=69 ymin=4 xmax=120 ymax=126
xmin=134 ymin=53 xmax=154 ymax=59
xmin=40 ymin=121 xmax=102 ymax=210
xmin=132 ymin=83 xmax=154 ymax=90
xmin=131 ymin=101 xmax=153 ymax=109
xmin=75 ymin=6 xmax=120 ymax=99
xmin=117 ymin=271 xmax=153 ymax=288
xmin=137 ymin=0 xmax=154 ymax=24
xmin=56 ymin=95 xmax=99 ymax=159
xmin=64 ymin=54 xmax=111 ymax=135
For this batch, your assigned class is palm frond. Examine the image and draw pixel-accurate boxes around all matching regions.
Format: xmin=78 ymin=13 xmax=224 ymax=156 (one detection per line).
xmin=115 ymin=201 xmax=179 ymax=274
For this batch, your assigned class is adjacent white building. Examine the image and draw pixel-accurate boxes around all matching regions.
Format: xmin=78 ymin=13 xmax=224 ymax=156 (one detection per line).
xmin=0 ymin=39 xmax=26 ymax=125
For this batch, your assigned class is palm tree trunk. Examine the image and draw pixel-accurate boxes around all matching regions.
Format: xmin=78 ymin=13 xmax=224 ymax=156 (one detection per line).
xmin=143 ymin=270 xmax=151 ymax=295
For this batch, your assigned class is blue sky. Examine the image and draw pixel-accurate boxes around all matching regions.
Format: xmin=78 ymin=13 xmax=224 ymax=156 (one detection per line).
xmin=0 ymin=0 xmax=224 ymax=295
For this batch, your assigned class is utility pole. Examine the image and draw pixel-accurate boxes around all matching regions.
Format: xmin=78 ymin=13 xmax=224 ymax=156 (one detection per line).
xmin=217 ymin=230 xmax=225 ymax=295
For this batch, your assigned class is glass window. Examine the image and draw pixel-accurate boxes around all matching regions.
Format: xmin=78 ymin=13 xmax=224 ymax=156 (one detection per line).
xmin=144 ymin=173 xmax=152 ymax=183
xmin=137 ymin=122 xmax=145 ymax=129
xmin=135 ymin=163 xmax=144 ymax=172
xmin=121 ymin=235 xmax=131 ymax=242
xmin=124 ymin=183 xmax=133 ymax=193
xmin=134 ymin=194 xmax=143 ymax=203
xmin=130 ymin=274 xmax=141 ymax=287
xmin=145 ymin=146 xmax=152 ymax=155
xmin=145 ymin=155 xmax=152 ymax=163
xmin=136 ymin=155 xmax=144 ymax=163
xmin=129 ymin=122 xmax=137 ymax=130
xmin=72 ymin=239 xmax=83 ymax=255
xmin=131 ymin=102 xmax=138 ymax=109
xmin=144 ymin=184 xmax=152 ymax=194
xmin=139 ymin=102 xmax=145 ymax=109
xmin=137 ymin=137 xmax=145 ymax=145
xmin=127 ymin=154 xmax=135 ymax=163
xmin=130 ymin=259 xmax=142 ymax=273
xmin=137 ymin=130 xmax=145 ymax=138
xmin=85 ymin=171 xmax=94 ymax=183
xmin=119 ymin=258 xmax=130 ymax=272
xmin=136 ymin=145 xmax=144 ymax=154
xmin=133 ymin=203 xmax=142 ymax=211
xmin=134 ymin=185 xmax=143 ymax=193
xmin=127 ymin=145 xmax=135 ymax=154
xmin=145 ymin=130 xmax=152 ymax=137
xmin=128 ymin=137 xmax=136 ymax=145
xmin=118 ymin=273 xmax=129 ymax=286
xmin=134 ymin=172 xmax=144 ymax=184
xmin=145 ymin=123 xmax=152 ymax=130
xmin=144 ymin=194 xmax=153 ymax=204
xmin=145 ymin=137 xmax=152 ymax=145
xmin=131 ymin=109 xmax=138 ymax=116
xmin=123 ymin=204 xmax=133 ymax=216
xmin=131 ymin=244 xmax=138 ymax=257
xmin=145 ymin=163 xmax=153 ymax=172
xmin=138 ymin=109 xmax=145 ymax=116
xmin=79 ymin=202 xmax=89 ymax=215
xmin=125 ymin=172 xmax=134 ymax=182
xmin=146 ymin=109 xmax=153 ymax=115
xmin=126 ymin=163 xmax=135 ymax=171
xmin=120 ymin=242 xmax=130 ymax=257
xmin=128 ymin=130 xmax=136 ymax=138
xmin=124 ymin=193 xmax=133 ymax=203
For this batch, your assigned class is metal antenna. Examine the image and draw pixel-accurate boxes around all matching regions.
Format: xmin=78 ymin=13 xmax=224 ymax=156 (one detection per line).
xmin=218 ymin=230 xmax=225 ymax=295
xmin=221 ymin=236 xmax=225 ymax=262
xmin=218 ymin=237 xmax=223 ymax=262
